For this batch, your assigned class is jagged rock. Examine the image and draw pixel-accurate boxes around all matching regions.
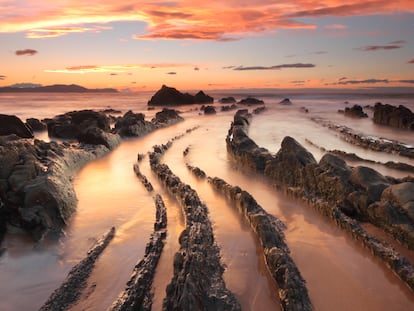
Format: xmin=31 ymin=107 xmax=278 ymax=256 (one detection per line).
xmin=237 ymin=97 xmax=264 ymax=105
xmin=152 ymin=108 xmax=183 ymax=125
xmin=194 ymin=90 xmax=214 ymax=103
xmin=78 ymin=127 xmax=121 ymax=149
xmin=373 ymin=103 xmax=414 ymax=130
xmin=113 ymin=111 xmax=155 ymax=137
xmin=203 ymin=105 xmax=216 ymax=114
xmin=46 ymin=110 xmax=110 ymax=139
xmin=264 ymin=136 xmax=317 ymax=187
xmin=26 ymin=118 xmax=47 ymax=131
xmin=148 ymin=85 xmax=213 ymax=106
xmin=279 ymin=98 xmax=292 ymax=105
xmin=0 ymin=114 xmax=33 ymax=138
xmin=344 ymin=105 xmax=368 ymax=118
xmin=219 ymin=96 xmax=236 ymax=104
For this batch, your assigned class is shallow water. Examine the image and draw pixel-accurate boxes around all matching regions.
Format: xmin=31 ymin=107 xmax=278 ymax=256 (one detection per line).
xmin=1 ymin=92 xmax=414 ymax=310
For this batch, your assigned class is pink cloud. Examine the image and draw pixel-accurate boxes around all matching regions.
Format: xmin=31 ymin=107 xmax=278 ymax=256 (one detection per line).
xmin=324 ymin=24 xmax=348 ymax=29
xmin=356 ymin=45 xmax=402 ymax=51
xmin=15 ymin=49 xmax=38 ymax=56
xmin=408 ymin=58 xmax=414 ymax=64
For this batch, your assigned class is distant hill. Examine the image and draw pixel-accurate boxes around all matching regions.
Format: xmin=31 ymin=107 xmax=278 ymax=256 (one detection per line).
xmin=0 ymin=84 xmax=118 ymax=93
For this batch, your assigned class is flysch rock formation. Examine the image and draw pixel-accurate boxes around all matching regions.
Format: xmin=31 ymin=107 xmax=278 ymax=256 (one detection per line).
xmin=0 ymin=109 xmax=183 ymax=245
xmin=108 ymin=194 xmax=167 ymax=311
xmin=39 ymin=227 xmax=115 ymax=311
xmin=185 ymin=163 xmax=312 ymax=310
xmin=226 ymin=109 xmax=414 ymax=290
xmin=149 ymin=141 xmax=241 ymax=310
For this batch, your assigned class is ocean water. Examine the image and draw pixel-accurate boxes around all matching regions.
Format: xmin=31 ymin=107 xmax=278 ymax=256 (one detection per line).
xmin=0 ymin=91 xmax=414 ymax=310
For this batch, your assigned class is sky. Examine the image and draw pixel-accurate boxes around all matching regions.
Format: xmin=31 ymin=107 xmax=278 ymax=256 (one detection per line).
xmin=0 ymin=0 xmax=414 ymax=91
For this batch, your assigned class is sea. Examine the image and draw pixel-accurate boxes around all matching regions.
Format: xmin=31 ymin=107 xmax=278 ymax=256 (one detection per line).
xmin=0 ymin=91 xmax=414 ymax=310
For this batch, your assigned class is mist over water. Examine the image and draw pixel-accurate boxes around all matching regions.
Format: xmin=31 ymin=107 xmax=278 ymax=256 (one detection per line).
xmin=1 ymin=92 xmax=414 ymax=310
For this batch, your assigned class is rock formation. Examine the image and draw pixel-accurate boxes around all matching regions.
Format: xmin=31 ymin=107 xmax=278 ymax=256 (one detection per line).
xmin=219 ymin=96 xmax=236 ymax=104
xmin=0 ymin=114 xmax=33 ymax=138
xmin=279 ymin=98 xmax=292 ymax=105
xmin=202 ymin=105 xmax=217 ymax=114
xmin=343 ymin=105 xmax=368 ymax=118
xmin=147 ymin=85 xmax=214 ymax=106
xmin=226 ymin=110 xmax=414 ymax=290
xmin=149 ymin=142 xmax=241 ymax=310
xmin=26 ymin=118 xmax=47 ymax=131
xmin=373 ymin=103 xmax=414 ymax=130
xmin=39 ymin=227 xmax=115 ymax=311
xmin=237 ymin=97 xmax=264 ymax=106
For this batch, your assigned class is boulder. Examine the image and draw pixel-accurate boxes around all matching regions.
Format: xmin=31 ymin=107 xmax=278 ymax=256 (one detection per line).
xmin=147 ymin=85 xmax=195 ymax=106
xmin=152 ymin=108 xmax=183 ymax=125
xmin=219 ymin=97 xmax=236 ymax=104
xmin=0 ymin=114 xmax=33 ymax=138
xmin=373 ymin=103 xmax=414 ymax=130
xmin=381 ymin=183 xmax=414 ymax=222
xmin=221 ymin=104 xmax=238 ymax=112
xmin=113 ymin=111 xmax=155 ymax=137
xmin=26 ymin=118 xmax=47 ymax=131
xmin=203 ymin=105 xmax=216 ymax=114
xmin=78 ymin=127 xmax=121 ymax=149
xmin=279 ymin=98 xmax=292 ymax=105
xmin=194 ymin=91 xmax=214 ymax=103
xmin=344 ymin=105 xmax=368 ymax=118
xmin=237 ymin=97 xmax=264 ymax=106
xmin=264 ymin=137 xmax=317 ymax=187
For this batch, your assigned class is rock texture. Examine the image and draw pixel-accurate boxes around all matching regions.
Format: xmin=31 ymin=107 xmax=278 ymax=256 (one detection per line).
xmin=219 ymin=96 xmax=236 ymax=104
xmin=149 ymin=142 xmax=241 ymax=311
xmin=26 ymin=118 xmax=47 ymax=131
xmin=147 ymin=85 xmax=213 ymax=106
xmin=39 ymin=227 xmax=115 ymax=311
xmin=226 ymin=110 xmax=414 ymax=290
xmin=373 ymin=103 xmax=414 ymax=130
xmin=109 ymin=194 xmax=167 ymax=311
xmin=209 ymin=177 xmax=313 ymax=311
xmin=343 ymin=105 xmax=368 ymax=118
xmin=237 ymin=97 xmax=264 ymax=106
xmin=0 ymin=114 xmax=33 ymax=138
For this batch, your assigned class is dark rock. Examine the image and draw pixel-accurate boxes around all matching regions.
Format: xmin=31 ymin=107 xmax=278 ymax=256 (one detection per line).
xmin=237 ymin=97 xmax=264 ymax=106
xmin=381 ymin=183 xmax=414 ymax=223
xmin=373 ymin=103 xmax=414 ymax=130
xmin=219 ymin=96 xmax=236 ymax=104
xmin=147 ymin=85 xmax=195 ymax=106
xmin=344 ymin=105 xmax=368 ymax=118
xmin=279 ymin=98 xmax=292 ymax=105
xmin=221 ymin=104 xmax=238 ymax=112
xmin=113 ymin=111 xmax=155 ymax=137
xmin=46 ymin=110 xmax=110 ymax=139
xmin=39 ymin=227 xmax=115 ymax=311
xmin=26 ymin=118 xmax=47 ymax=131
xmin=349 ymin=166 xmax=390 ymax=204
xmin=194 ymin=90 xmax=214 ymax=103
xmin=0 ymin=114 xmax=33 ymax=138
xmin=203 ymin=105 xmax=216 ymax=114
xmin=78 ymin=127 xmax=120 ymax=149
xmin=300 ymin=107 xmax=309 ymax=113
xmin=152 ymin=108 xmax=183 ymax=125
xmin=253 ymin=106 xmax=266 ymax=114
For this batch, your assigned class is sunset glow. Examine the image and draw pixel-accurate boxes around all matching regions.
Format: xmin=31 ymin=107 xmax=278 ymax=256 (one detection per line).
xmin=1 ymin=0 xmax=413 ymax=91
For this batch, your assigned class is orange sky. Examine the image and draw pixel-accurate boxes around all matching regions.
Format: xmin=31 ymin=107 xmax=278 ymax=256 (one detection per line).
xmin=1 ymin=0 xmax=413 ymax=91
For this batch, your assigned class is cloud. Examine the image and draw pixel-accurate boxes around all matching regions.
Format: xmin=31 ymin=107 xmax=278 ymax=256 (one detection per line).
xmin=45 ymin=63 xmax=194 ymax=74
xmin=1 ymin=1 xmax=413 ymax=42
xmin=389 ymin=40 xmax=406 ymax=44
xmin=310 ymin=51 xmax=327 ymax=55
xmin=15 ymin=49 xmax=38 ymax=56
xmin=339 ymin=77 xmax=348 ymax=81
xmin=194 ymin=67 xmax=200 ymax=71
xmin=356 ymin=45 xmax=402 ymax=51
xmin=408 ymin=58 xmax=414 ymax=64
xmin=233 ymin=63 xmax=315 ymax=70
xmin=398 ymin=80 xmax=414 ymax=84
xmin=0 ymin=75 xmax=6 ymax=80
xmin=324 ymin=24 xmax=348 ymax=30
xmin=337 ymin=78 xmax=389 ymax=85
xmin=166 ymin=71 xmax=177 ymax=75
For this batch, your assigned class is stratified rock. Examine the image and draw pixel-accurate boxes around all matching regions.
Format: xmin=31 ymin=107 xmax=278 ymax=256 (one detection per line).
xmin=194 ymin=90 xmax=214 ymax=103
xmin=203 ymin=105 xmax=217 ymax=114
xmin=238 ymin=97 xmax=264 ymax=106
xmin=147 ymin=85 xmax=195 ymax=106
xmin=219 ymin=96 xmax=236 ymax=104
xmin=373 ymin=103 xmax=414 ymax=130
xmin=279 ymin=98 xmax=292 ymax=105
xmin=344 ymin=105 xmax=368 ymax=118
xmin=0 ymin=114 xmax=33 ymax=138
xmin=26 ymin=118 xmax=47 ymax=131
xmin=381 ymin=183 xmax=414 ymax=223
xmin=39 ymin=227 xmax=115 ymax=311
